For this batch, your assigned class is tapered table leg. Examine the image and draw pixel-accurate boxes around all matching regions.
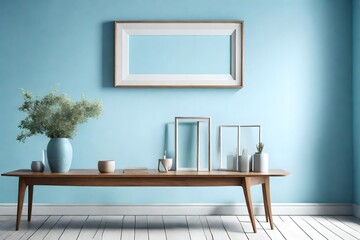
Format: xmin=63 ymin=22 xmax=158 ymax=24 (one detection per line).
xmin=28 ymin=185 xmax=33 ymax=222
xmin=243 ymin=177 xmax=257 ymax=233
xmin=263 ymin=177 xmax=274 ymax=229
xmin=262 ymin=183 xmax=269 ymax=222
xmin=16 ymin=178 xmax=27 ymax=230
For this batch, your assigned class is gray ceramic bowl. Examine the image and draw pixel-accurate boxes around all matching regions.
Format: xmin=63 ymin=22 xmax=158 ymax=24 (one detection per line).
xmin=31 ymin=161 xmax=45 ymax=172
xmin=98 ymin=160 xmax=115 ymax=173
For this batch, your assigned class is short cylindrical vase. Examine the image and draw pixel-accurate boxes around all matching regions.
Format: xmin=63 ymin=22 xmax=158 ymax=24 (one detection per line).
xmin=238 ymin=155 xmax=251 ymax=172
xmin=253 ymin=153 xmax=269 ymax=172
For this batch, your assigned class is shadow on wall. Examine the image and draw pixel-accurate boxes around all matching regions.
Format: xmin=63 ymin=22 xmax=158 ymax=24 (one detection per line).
xmin=102 ymin=22 xmax=114 ymax=88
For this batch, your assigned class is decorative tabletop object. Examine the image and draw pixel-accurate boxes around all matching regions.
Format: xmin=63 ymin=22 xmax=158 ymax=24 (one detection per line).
xmin=253 ymin=142 xmax=268 ymax=172
xmin=218 ymin=124 xmax=261 ymax=171
xmin=158 ymin=150 xmax=173 ymax=173
xmin=17 ymin=88 xmax=103 ymax=173
xmin=239 ymin=148 xmax=251 ymax=172
xmin=31 ymin=161 xmax=45 ymax=172
xmin=123 ymin=168 xmax=149 ymax=174
xmin=98 ymin=160 xmax=115 ymax=173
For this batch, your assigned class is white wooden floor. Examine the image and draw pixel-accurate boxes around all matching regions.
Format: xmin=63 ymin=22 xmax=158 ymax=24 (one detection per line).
xmin=0 ymin=215 xmax=359 ymax=240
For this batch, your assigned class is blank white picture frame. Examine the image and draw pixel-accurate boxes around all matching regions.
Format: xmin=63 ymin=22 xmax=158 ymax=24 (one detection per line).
xmin=114 ymin=21 xmax=244 ymax=88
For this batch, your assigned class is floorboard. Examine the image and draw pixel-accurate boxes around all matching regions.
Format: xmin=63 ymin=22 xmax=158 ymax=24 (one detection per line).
xmin=221 ymin=216 xmax=247 ymax=240
xmin=135 ymin=216 xmax=148 ymax=240
xmin=206 ymin=216 xmax=230 ymax=240
xmin=0 ymin=216 xmax=16 ymax=239
xmin=5 ymin=216 xmax=49 ymax=240
xmin=313 ymin=216 xmax=358 ymax=240
xmin=186 ymin=216 xmax=207 ymax=240
xmin=336 ymin=216 xmax=360 ymax=233
xmin=238 ymin=215 xmax=270 ymax=240
xmin=325 ymin=216 xmax=360 ymax=239
xmin=121 ymin=216 xmax=135 ymax=240
xmin=148 ymin=216 xmax=166 ymax=240
xmin=281 ymin=216 xmax=313 ymax=239
xmin=257 ymin=216 xmax=285 ymax=240
xmin=102 ymin=216 xmax=123 ymax=240
xmin=273 ymin=216 xmax=311 ymax=240
xmin=93 ymin=217 xmax=106 ymax=240
xmin=0 ymin=216 xmax=13 ymax=227
xmin=43 ymin=216 xmax=72 ymax=240
xmin=163 ymin=216 xmax=191 ymax=240
xmin=301 ymin=216 xmax=342 ymax=240
xmin=199 ymin=215 xmax=213 ymax=240
xmin=28 ymin=216 xmax=61 ymax=240
xmin=290 ymin=216 xmax=326 ymax=240
xmin=58 ymin=216 xmax=87 ymax=240
xmin=77 ymin=216 xmax=102 ymax=240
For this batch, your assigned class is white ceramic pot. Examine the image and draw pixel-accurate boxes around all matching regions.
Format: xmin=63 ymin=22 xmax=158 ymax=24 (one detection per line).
xmin=238 ymin=155 xmax=251 ymax=172
xmin=158 ymin=158 xmax=173 ymax=172
xmin=253 ymin=153 xmax=268 ymax=172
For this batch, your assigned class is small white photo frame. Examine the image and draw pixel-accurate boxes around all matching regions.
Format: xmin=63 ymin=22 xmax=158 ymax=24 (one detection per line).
xmin=175 ymin=117 xmax=211 ymax=172
xmin=218 ymin=125 xmax=240 ymax=171
xmin=114 ymin=21 xmax=244 ymax=88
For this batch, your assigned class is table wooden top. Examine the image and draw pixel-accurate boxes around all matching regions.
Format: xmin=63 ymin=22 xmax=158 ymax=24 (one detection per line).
xmin=2 ymin=169 xmax=289 ymax=178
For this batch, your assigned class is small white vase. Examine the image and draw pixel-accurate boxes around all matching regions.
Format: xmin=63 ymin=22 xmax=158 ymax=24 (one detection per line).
xmin=238 ymin=155 xmax=251 ymax=172
xmin=253 ymin=153 xmax=269 ymax=172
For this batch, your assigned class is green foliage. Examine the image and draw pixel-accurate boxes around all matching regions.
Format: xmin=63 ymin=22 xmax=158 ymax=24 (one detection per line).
xmin=256 ymin=142 xmax=264 ymax=154
xmin=17 ymin=89 xmax=103 ymax=142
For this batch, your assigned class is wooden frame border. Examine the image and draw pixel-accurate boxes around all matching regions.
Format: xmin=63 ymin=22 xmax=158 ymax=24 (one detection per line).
xmin=114 ymin=21 xmax=244 ymax=88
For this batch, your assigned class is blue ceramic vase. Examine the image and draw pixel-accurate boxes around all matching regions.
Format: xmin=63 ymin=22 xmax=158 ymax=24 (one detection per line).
xmin=47 ymin=138 xmax=72 ymax=173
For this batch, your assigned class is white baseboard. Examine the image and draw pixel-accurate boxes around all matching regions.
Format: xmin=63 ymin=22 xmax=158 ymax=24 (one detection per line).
xmin=354 ymin=204 xmax=360 ymax=218
xmin=0 ymin=203 xmax=354 ymax=216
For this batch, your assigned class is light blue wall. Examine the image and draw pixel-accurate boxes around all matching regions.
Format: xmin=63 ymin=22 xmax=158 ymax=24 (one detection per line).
xmin=354 ymin=0 xmax=360 ymax=205
xmin=0 ymin=0 xmax=353 ymax=204
xmin=129 ymin=35 xmax=231 ymax=74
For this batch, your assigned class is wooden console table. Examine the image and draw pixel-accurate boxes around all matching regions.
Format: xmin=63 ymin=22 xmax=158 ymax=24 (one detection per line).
xmin=1 ymin=169 xmax=289 ymax=232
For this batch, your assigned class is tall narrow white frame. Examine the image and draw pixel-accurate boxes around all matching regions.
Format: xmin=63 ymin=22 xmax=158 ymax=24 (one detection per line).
xmin=114 ymin=21 xmax=244 ymax=88
xmin=218 ymin=125 xmax=240 ymax=171
xmin=175 ymin=117 xmax=211 ymax=171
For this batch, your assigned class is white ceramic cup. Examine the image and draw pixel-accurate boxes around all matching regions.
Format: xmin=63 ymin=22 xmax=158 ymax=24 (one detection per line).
xmin=158 ymin=158 xmax=173 ymax=172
